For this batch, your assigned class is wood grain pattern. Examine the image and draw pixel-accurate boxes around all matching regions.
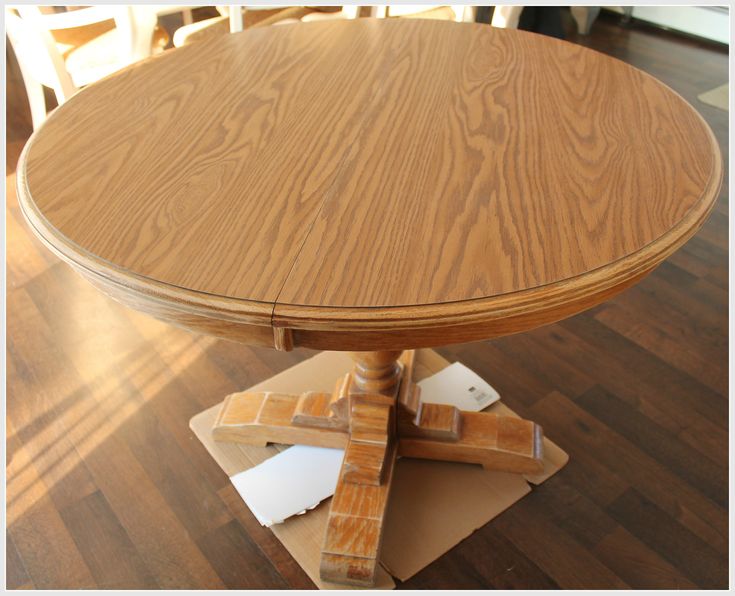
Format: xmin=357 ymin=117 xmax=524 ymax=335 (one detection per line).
xmin=16 ymin=18 xmax=721 ymax=351
xmin=399 ymin=412 xmax=544 ymax=474
xmin=402 ymin=402 xmax=462 ymax=440
xmin=21 ymin=21 xmax=381 ymax=302
xmin=321 ymin=438 xmax=398 ymax=586
xmin=6 ymin=12 xmax=728 ymax=590
xmin=212 ymin=391 xmax=349 ymax=448
xmin=275 ymin=21 xmax=719 ymax=309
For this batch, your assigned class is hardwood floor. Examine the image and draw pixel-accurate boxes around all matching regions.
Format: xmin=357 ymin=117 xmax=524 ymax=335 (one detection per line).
xmin=6 ymin=12 xmax=728 ymax=589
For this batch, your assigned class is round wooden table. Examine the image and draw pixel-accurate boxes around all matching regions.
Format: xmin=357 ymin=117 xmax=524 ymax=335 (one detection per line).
xmin=17 ymin=18 xmax=721 ymax=587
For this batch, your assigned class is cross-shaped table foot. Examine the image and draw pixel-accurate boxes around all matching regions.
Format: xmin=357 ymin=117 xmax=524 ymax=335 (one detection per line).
xmin=212 ymin=350 xmax=544 ymax=587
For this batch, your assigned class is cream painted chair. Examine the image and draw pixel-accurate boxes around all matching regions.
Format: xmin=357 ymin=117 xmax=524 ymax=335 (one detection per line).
xmin=6 ymin=6 xmax=170 ymax=130
xmin=374 ymin=5 xmax=474 ymax=22
xmin=490 ymin=6 xmax=524 ymax=29
xmin=173 ymin=6 xmax=358 ymax=48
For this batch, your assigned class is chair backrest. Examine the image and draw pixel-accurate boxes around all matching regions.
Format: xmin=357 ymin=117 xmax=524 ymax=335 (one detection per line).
xmin=218 ymin=5 xmax=360 ymax=33
xmin=491 ymin=6 xmax=524 ymax=29
xmin=384 ymin=5 xmax=472 ymax=21
xmin=6 ymin=6 xmax=77 ymax=101
xmin=6 ymin=6 xmax=142 ymax=99
xmin=6 ymin=5 xmax=144 ymax=129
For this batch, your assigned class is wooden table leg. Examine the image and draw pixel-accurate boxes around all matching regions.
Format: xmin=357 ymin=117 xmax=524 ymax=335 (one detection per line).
xmin=320 ymin=351 xmax=401 ymax=585
xmin=321 ymin=395 xmax=397 ymax=585
xmin=211 ymin=349 xmax=545 ymax=587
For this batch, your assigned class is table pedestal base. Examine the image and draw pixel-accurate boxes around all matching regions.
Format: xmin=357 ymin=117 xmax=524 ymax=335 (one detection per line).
xmin=212 ymin=350 xmax=544 ymax=587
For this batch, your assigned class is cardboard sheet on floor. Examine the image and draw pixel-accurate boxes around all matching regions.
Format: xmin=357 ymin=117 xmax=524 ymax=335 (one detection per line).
xmin=190 ymin=349 xmax=568 ymax=589
xmin=698 ymin=83 xmax=728 ymax=111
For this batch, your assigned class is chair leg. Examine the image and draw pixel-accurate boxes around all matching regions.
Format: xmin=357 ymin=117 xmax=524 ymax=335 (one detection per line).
xmin=24 ymin=75 xmax=48 ymax=131
xmin=11 ymin=48 xmax=48 ymax=130
xmin=491 ymin=6 xmax=524 ymax=29
xmin=571 ymin=6 xmax=601 ymax=35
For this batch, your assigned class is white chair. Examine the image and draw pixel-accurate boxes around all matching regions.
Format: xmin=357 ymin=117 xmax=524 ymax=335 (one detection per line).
xmin=570 ymin=6 xmax=601 ymax=35
xmin=6 ymin=6 xmax=169 ymax=130
xmin=491 ymin=6 xmax=601 ymax=35
xmin=224 ymin=5 xmax=360 ymax=33
xmin=172 ymin=6 xmax=358 ymax=48
xmin=371 ymin=5 xmax=474 ymax=22
xmin=491 ymin=6 xmax=524 ymax=29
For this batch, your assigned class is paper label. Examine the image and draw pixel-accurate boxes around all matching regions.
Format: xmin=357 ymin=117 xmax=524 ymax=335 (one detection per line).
xmin=417 ymin=362 xmax=500 ymax=411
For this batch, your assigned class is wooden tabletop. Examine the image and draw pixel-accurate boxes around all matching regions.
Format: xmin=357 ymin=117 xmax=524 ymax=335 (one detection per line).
xmin=18 ymin=18 xmax=721 ymax=351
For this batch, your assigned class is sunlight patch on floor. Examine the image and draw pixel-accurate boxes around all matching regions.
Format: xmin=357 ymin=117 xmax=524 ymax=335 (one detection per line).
xmin=7 ymin=318 xmax=217 ymax=522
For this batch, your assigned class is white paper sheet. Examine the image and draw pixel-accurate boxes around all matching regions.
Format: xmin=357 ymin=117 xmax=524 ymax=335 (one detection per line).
xmin=230 ymin=445 xmax=345 ymax=527
xmin=417 ymin=361 xmax=500 ymax=411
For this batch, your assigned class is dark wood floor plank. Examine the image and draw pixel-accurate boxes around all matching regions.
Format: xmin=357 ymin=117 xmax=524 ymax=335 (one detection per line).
xmin=6 ymin=184 xmax=57 ymax=289
xmin=439 ymin=331 xmax=599 ymax=416
xmin=607 ymin=488 xmax=728 ymax=588
xmin=24 ymin=261 xmax=149 ymax=360
xmin=35 ymin=262 xmax=239 ymax=498
xmin=594 ymin=304 xmax=725 ymax=395
xmin=558 ymin=316 xmax=726 ymax=425
xmin=575 ymin=385 xmax=727 ymax=508
xmin=114 ymin=399 xmax=235 ymax=542
xmin=669 ymin=235 xmax=728 ymax=289
xmin=59 ymin=490 xmax=159 ymax=589
xmin=492 ymin=497 xmax=629 ymax=589
xmin=696 ymin=209 xmax=728 ymax=251
xmin=6 ymin=520 xmax=32 ymax=589
xmin=403 ymin=526 xmax=560 ymax=589
xmin=532 ymin=319 xmax=727 ymax=441
xmin=6 ymin=340 xmax=99 ymax=514
xmin=648 ymin=259 xmax=728 ymax=330
xmin=7 ymin=290 xmax=227 ymax=589
xmin=128 ymin=310 xmax=242 ymax=411
xmin=22 ymin=264 xmax=243 ymax=541
xmin=593 ymin=525 xmax=698 ymax=589
xmin=681 ymin=234 xmax=728 ymax=274
xmin=7 ymin=419 xmax=97 ymax=589
xmin=594 ymin=284 xmax=727 ymax=368
xmin=125 ymin=345 xmax=237 ymax=495
xmin=528 ymin=322 xmax=729 ymax=467
xmin=491 ymin=333 xmax=597 ymax=398
xmin=601 ymin=271 xmax=726 ymax=365
xmin=8 ymin=506 xmax=94 ymax=590
xmin=530 ymin=392 xmax=727 ymax=554
xmin=204 ymin=340 xmax=302 ymax=393
xmin=514 ymin=477 xmax=617 ymax=550
xmin=543 ymin=451 xmax=629 ymax=509
xmin=196 ymin=520 xmax=289 ymax=589
xmin=652 ymin=259 xmax=699 ymax=287
xmin=218 ymin=484 xmax=316 ymax=590
xmin=688 ymin=276 xmax=728 ymax=314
